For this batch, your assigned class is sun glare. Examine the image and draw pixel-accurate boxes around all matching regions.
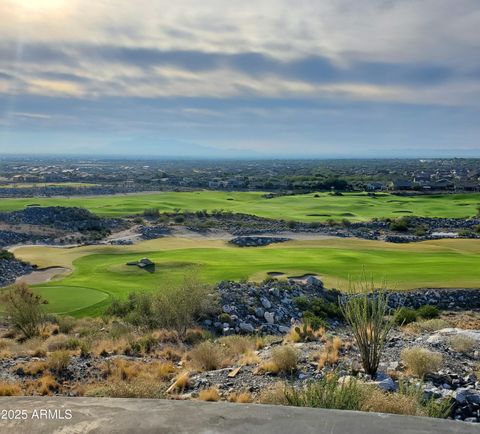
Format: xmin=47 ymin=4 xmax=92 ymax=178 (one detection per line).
xmin=10 ymin=0 xmax=68 ymax=13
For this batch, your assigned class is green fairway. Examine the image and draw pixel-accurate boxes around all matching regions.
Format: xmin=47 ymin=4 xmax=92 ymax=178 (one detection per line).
xmin=0 ymin=191 xmax=479 ymax=222
xmin=11 ymin=237 xmax=480 ymax=316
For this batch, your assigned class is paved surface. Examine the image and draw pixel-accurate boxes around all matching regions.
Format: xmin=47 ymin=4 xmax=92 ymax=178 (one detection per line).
xmin=0 ymin=398 xmax=478 ymax=434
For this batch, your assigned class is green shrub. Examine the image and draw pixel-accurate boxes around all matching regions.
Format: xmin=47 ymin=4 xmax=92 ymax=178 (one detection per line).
xmin=340 ymin=289 xmax=396 ymax=376
xmin=395 ymin=307 xmax=418 ymax=325
xmin=416 ymin=305 xmax=439 ymax=319
xmin=389 ymin=217 xmax=410 ymax=232
xmin=1 ymin=284 xmax=48 ymax=339
xmin=285 ymin=375 xmax=364 ymax=410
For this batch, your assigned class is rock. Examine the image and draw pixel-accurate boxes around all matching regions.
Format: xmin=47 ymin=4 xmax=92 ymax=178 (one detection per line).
xmin=455 ymin=388 xmax=480 ymax=405
xmin=264 ymin=312 xmax=275 ymax=325
xmin=278 ymin=326 xmax=290 ymax=334
xmin=261 ymin=298 xmax=272 ymax=309
xmin=255 ymin=308 xmax=264 ymax=318
xmin=372 ymin=373 xmax=396 ymax=392
xmin=239 ymin=322 xmax=255 ymax=333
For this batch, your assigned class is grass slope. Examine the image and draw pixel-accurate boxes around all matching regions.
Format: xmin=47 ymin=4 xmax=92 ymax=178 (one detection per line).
xmin=11 ymin=238 xmax=480 ymax=316
xmin=0 ymin=191 xmax=479 ymax=222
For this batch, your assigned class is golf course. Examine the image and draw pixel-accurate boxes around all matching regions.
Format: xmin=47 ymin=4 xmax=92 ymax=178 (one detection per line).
xmin=11 ymin=237 xmax=480 ymax=316
xmin=0 ymin=191 xmax=479 ymax=222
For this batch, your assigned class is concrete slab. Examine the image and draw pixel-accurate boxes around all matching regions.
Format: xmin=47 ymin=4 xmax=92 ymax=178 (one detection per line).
xmin=0 ymin=397 xmax=477 ymax=434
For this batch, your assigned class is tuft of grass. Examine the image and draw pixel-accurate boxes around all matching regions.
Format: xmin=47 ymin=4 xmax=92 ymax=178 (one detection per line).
xmin=361 ymin=388 xmax=419 ymax=415
xmin=228 ymin=391 xmax=254 ymax=403
xmin=46 ymin=350 xmax=71 ymax=374
xmin=189 ymin=341 xmax=228 ymax=371
xmin=198 ymin=387 xmax=221 ymax=402
xmin=169 ymin=371 xmax=190 ymax=393
xmin=220 ymin=335 xmax=255 ymax=357
xmin=19 ymin=360 xmax=48 ymax=376
xmin=259 ymin=382 xmax=289 ymax=405
xmin=284 ymin=375 xmax=365 ymax=410
xmin=85 ymin=378 xmax=167 ymax=399
xmin=448 ymin=335 xmax=476 ymax=354
xmin=36 ymin=374 xmax=59 ymax=396
xmin=0 ymin=381 xmax=22 ymax=396
xmin=260 ymin=345 xmax=298 ymax=375
xmin=401 ymin=347 xmax=442 ymax=378
xmin=404 ymin=319 xmax=449 ymax=334
xmin=316 ymin=337 xmax=342 ymax=370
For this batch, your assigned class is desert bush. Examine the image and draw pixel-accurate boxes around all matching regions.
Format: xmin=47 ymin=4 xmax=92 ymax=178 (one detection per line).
xmin=261 ymin=346 xmax=298 ymax=375
xmin=259 ymin=382 xmax=289 ymax=405
xmin=36 ymin=374 xmax=59 ymax=395
xmin=19 ymin=360 xmax=48 ymax=376
xmin=340 ymin=288 xmax=396 ymax=377
xmin=404 ymin=318 xmax=449 ymax=334
xmin=0 ymin=381 xmax=22 ymax=396
xmin=47 ymin=350 xmax=71 ymax=374
xmin=57 ymin=316 xmax=77 ymax=334
xmin=1 ymin=284 xmax=48 ymax=339
xmin=169 ymin=371 xmax=190 ymax=393
xmin=46 ymin=335 xmax=81 ymax=352
xmin=316 ymin=337 xmax=342 ymax=370
xmin=448 ymin=335 xmax=476 ymax=354
xmin=416 ymin=305 xmax=439 ymax=319
xmin=189 ymin=341 xmax=227 ymax=371
xmin=401 ymin=347 xmax=442 ymax=378
xmin=395 ymin=307 xmax=417 ymax=325
xmin=86 ymin=378 xmax=167 ymax=399
xmin=219 ymin=335 xmax=255 ymax=357
xmin=228 ymin=391 xmax=253 ymax=403
xmin=362 ymin=387 xmax=419 ymax=415
xmin=285 ymin=375 xmax=365 ymax=410
xmin=389 ymin=217 xmax=410 ymax=232
xmin=106 ymin=274 xmax=215 ymax=334
xmin=198 ymin=387 xmax=220 ymax=401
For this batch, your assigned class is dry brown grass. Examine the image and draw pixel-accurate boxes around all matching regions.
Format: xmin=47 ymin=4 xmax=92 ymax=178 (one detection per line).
xmin=101 ymin=359 xmax=177 ymax=382
xmin=361 ymin=388 xmax=419 ymax=415
xmin=0 ymin=381 xmax=22 ymax=396
xmin=198 ymin=387 xmax=220 ymax=402
xmin=189 ymin=341 xmax=228 ymax=371
xmin=169 ymin=371 xmax=190 ymax=393
xmin=441 ymin=311 xmax=480 ymax=330
xmin=239 ymin=350 xmax=260 ymax=366
xmin=19 ymin=360 xmax=48 ymax=376
xmin=258 ymin=382 xmax=288 ymax=405
xmin=401 ymin=347 xmax=443 ymax=378
xmin=91 ymin=337 xmax=130 ymax=356
xmin=448 ymin=335 xmax=476 ymax=354
xmin=404 ymin=319 xmax=449 ymax=334
xmin=36 ymin=374 xmax=59 ymax=396
xmin=85 ymin=378 xmax=167 ymax=399
xmin=220 ymin=335 xmax=255 ymax=357
xmin=259 ymin=345 xmax=298 ymax=375
xmin=46 ymin=350 xmax=71 ymax=374
xmin=157 ymin=345 xmax=185 ymax=362
xmin=228 ymin=391 xmax=253 ymax=403
xmin=316 ymin=338 xmax=342 ymax=370
xmin=284 ymin=324 xmax=325 ymax=343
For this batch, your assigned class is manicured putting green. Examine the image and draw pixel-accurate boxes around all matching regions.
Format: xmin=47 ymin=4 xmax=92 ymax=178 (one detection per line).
xmin=32 ymin=285 xmax=108 ymax=314
xmin=0 ymin=191 xmax=478 ymax=222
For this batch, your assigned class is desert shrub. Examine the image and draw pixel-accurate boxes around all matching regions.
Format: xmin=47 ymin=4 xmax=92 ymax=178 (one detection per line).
xmin=340 ymin=289 xmax=396 ymax=376
xmin=36 ymin=374 xmax=59 ymax=395
xmin=361 ymin=388 xmax=419 ymax=415
xmin=414 ymin=225 xmax=427 ymax=237
xmin=448 ymin=335 xmax=476 ymax=354
xmin=262 ymin=346 xmax=298 ymax=375
xmin=169 ymin=371 xmax=190 ymax=393
xmin=106 ymin=274 xmax=215 ymax=334
xmin=316 ymin=337 xmax=342 ymax=370
xmin=19 ymin=360 xmax=48 ymax=376
xmin=0 ymin=381 xmax=22 ymax=396
xmin=416 ymin=305 xmax=440 ymax=319
xmin=285 ymin=375 xmax=364 ymax=410
xmin=395 ymin=307 xmax=417 ymax=325
xmin=401 ymin=347 xmax=442 ymax=378
xmin=47 ymin=350 xmax=71 ymax=374
xmin=389 ymin=217 xmax=410 ymax=232
xmin=404 ymin=318 xmax=449 ymax=334
xmin=198 ymin=387 xmax=220 ymax=401
xmin=57 ymin=316 xmax=77 ymax=334
xmin=0 ymin=250 xmax=14 ymax=260
xmin=259 ymin=382 xmax=289 ymax=405
xmin=184 ymin=328 xmax=211 ymax=345
xmin=189 ymin=341 xmax=227 ymax=371
xmin=219 ymin=335 xmax=255 ymax=357
xmin=86 ymin=378 xmax=167 ymax=399
xmin=1 ymin=284 xmax=48 ymax=339
xmin=228 ymin=391 xmax=253 ymax=403
xmin=47 ymin=335 xmax=81 ymax=352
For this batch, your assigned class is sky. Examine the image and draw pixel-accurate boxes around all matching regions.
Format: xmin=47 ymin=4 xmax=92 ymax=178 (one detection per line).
xmin=0 ymin=0 xmax=480 ymax=158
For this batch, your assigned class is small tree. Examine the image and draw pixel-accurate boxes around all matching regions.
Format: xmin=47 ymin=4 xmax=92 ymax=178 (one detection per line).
xmin=340 ymin=278 xmax=396 ymax=377
xmin=2 ymin=284 xmax=47 ymax=339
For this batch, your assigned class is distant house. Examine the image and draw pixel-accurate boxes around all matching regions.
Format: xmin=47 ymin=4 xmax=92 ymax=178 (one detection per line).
xmin=366 ymin=182 xmax=385 ymax=191
xmin=389 ymin=180 xmax=414 ymax=190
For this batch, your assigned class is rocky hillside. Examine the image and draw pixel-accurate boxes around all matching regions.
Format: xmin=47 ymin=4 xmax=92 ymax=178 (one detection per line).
xmin=0 ymin=250 xmax=34 ymax=287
